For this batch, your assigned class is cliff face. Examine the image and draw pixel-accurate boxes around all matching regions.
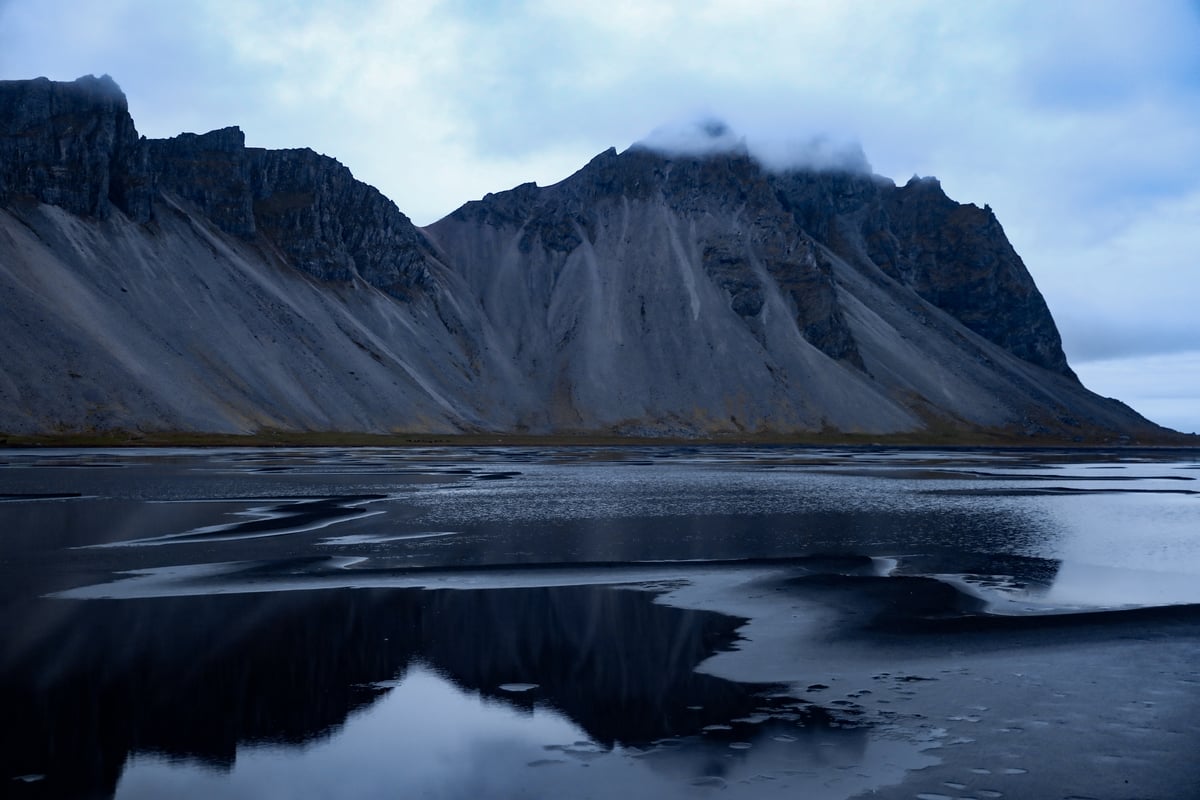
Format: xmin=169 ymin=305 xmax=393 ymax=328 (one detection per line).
xmin=0 ymin=76 xmax=1176 ymax=441
xmin=0 ymin=75 xmax=151 ymax=221
xmin=0 ymin=76 xmax=439 ymax=300
xmin=0 ymin=76 xmax=513 ymax=436
xmin=424 ymin=144 xmax=1126 ymax=436
xmin=147 ymin=128 xmax=440 ymax=298
xmin=877 ymin=177 xmax=1073 ymax=377
xmin=765 ymin=169 xmax=1073 ymax=377
xmin=426 ymin=148 xmax=880 ymax=432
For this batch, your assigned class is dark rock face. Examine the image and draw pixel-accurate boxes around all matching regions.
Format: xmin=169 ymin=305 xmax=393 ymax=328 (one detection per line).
xmin=0 ymin=75 xmax=437 ymax=301
xmin=438 ymin=145 xmax=1074 ymax=378
xmin=0 ymin=75 xmax=151 ymax=221
xmin=247 ymin=148 xmax=436 ymax=296
xmin=765 ymin=170 xmax=1096 ymax=429
xmin=879 ymin=177 xmax=1074 ymax=377
xmin=655 ymin=152 xmax=864 ymax=367
xmin=444 ymin=147 xmax=864 ymax=367
xmin=146 ymin=127 xmax=256 ymax=236
xmin=770 ymin=169 xmax=1074 ymax=378
xmin=0 ymin=75 xmax=1179 ymax=440
xmin=147 ymin=127 xmax=438 ymax=298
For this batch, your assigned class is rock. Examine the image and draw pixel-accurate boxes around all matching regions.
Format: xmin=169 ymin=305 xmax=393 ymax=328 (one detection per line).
xmin=146 ymin=127 xmax=256 ymax=237
xmin=247 ymin=147 xmax=437 ymax=297
xmin=0 ymin=76 xmax=438 ymax=301
xmin=0 ymin=74 xmax=151 ymax=221
xmin=0 ymin=75 xmax=1185 ymax=442
xmin=879 ymin=176 xmax=1074 ymax=377
xmin=147 ymin=129 xmax=437 ymax=298
xmin=772 ymin=169 xmax=1073 ymax=377
xmin=437 ymin=147 xmax=864 ymax=368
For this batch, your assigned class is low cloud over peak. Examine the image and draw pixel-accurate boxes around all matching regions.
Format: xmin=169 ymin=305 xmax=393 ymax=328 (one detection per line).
xmin=635 ymin=115 xmax=748 ymax=158
xmin=635 ymin=115 xmax=872 ymax=175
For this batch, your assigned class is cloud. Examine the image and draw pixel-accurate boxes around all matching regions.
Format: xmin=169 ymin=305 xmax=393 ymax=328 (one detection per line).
xmin=635 ymin=116 xmax=746 ymax=158
xmin=635 ymin=115 xmax=871 ymax=174
xmin=1034 ymin=187 xmax=1200 ymax=363
xmin=1014 ymin=1 xmax=1200 ymax=113
xmin=749 ymin=134 xmax=871 ymax=175
xmin=0 ymin=1 xmax=268 ymax=138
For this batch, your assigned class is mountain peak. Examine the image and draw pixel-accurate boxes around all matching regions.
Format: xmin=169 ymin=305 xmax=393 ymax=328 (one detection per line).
xmin=0 ymin=74 xmax=1177 ymax=441
xmin=0 ymin=73 xmax=142 ymax=219
xmin=72 ymin=73 xmax=126 ymax=100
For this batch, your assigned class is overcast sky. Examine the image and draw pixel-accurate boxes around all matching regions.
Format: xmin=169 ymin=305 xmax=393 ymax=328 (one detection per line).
xmin=2 ymin=0 xmax=1198 ymax=432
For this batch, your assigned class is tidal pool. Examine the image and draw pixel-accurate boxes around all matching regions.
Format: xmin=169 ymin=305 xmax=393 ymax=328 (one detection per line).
xmin=1 ymin=446 xmax=1198 ymax=799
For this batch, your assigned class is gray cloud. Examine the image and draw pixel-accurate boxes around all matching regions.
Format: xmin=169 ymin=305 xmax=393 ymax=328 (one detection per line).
xmin=636 ymin=116 xmax=746 ymax=158
xmin=636 ymin=116 xmax=872 ymax=174
xmin=749 ymin=134 xmax=872 ymax=175
xmin=1060 ymin=317 xmax=1200 ymax=363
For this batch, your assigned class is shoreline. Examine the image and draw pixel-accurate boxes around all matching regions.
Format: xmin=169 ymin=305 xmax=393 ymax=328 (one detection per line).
xmin=2 ymin=429 xmax=1197 ymax=450
xmin=4 ymin=444 xmax=1198 ymax=798
xmin=37 ymin=554 xmax=1200 ymax=799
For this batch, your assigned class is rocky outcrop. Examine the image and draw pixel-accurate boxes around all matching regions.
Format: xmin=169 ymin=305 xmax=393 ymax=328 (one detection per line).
xmin=437 ymin=147 xmax=863 ymax=368
xmin=878 ymin=176 xmax=1073 ymax=377
xmin=769 ymin=169 xmax=1074 ymax=378
xmin=436 ymin=146 xmax=1074 ymax=381
xmin=0 ymin=75 xmax=151 ymax=221
xmin=146 ymin=125 xmax=441 ymax=299
xmin=246 ymin=147 xmax=438 ymax=298
xmin=0 ymin=76 xmax=510 ymax=437
xmin=145 ymin=127 xmax=256 ymax=236
xmin=426 ymin=144 xmax=1095 ymax=435
xmin=0 ymin=76 xmax=439 ymax=301
xmin=0 ymin=75 xmax=1182 ymax=441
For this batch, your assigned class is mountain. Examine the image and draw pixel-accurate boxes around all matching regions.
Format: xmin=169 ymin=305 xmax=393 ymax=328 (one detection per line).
xmin=0 ymin=75 xmax=1179 ymax=442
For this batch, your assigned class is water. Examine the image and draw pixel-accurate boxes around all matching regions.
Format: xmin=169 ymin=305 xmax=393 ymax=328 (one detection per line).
xmin=1 ymin=446 xmax=1198 ymax=798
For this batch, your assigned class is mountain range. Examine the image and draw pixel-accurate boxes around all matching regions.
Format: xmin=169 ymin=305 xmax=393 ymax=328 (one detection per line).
xmin=0 ymin=75 xmax=1181 ymax=443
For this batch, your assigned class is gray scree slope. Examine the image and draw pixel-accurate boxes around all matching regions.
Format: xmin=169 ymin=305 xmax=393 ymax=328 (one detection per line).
xmin=0 ymin=76 xmax=1172 ymax=440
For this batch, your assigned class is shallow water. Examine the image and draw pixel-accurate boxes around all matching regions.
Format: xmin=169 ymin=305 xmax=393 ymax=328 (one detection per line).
xmin=1 ymin=446 xmax=1198 ymax=799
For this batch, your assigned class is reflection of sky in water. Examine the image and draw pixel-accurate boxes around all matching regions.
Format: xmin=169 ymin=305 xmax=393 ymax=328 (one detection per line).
xmin=1044 ymin=561 xmax=1200 ymax=608
xmin=950 ymin=463 xmax=1200 ymax=608
xmin=113 ymin=666 xmax=937 ymax=800
xmin=3 ymin=448 xmax=1199 ymax=798
xmin=398 ymin=454 xmax=1199 ymax=570
xmin=5 ymin=447 xmax=1197 ymax=611
xmin=1034 ymin=491 xmax=1200 ymax=573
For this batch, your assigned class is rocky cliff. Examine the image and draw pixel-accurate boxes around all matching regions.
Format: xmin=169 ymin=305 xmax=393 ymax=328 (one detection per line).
xmin=0 ymin=75 xmax=443 ymax=298
xmin=0 ymin=75 xmax=1178 ymax=441
xmin=0 ymin=76 xmax=516 ymax=436
xmin=0 ymin=75 xmax=150 ymax=221
xmin=423 ymin=143 xmax=1145 ymax=437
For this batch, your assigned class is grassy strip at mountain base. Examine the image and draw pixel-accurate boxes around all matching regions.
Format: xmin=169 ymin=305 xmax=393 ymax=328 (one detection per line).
xmin=1 ymin=426 xmax=1196 ymax=449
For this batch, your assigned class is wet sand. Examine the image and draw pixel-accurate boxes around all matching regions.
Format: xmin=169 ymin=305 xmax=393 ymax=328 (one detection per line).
xmin=1 ymin=446 xmax=1198 ymax=799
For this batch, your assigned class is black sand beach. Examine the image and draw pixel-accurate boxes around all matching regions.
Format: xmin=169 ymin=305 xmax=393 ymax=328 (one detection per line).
xmin=2 ymin=446 xmax=1198 ymax=799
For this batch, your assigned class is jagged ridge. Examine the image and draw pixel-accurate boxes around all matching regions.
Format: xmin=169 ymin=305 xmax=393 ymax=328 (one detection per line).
xmin=0 ymin=75 xmax=1178 ymax=441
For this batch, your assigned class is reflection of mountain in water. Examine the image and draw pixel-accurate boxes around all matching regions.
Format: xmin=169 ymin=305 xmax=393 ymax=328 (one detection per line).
xmin=0 ymin=586 xmax=796 ymax=799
